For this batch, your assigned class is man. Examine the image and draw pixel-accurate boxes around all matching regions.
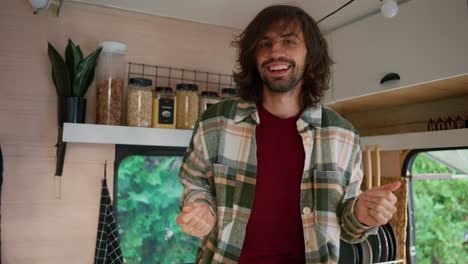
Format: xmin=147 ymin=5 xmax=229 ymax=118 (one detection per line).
xmin=176 ymin=5 xmax=400 ymax=264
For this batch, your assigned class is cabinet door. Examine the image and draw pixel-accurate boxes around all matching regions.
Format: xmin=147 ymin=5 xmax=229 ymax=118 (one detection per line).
xmin=330 ymin=0 xmax=468 ymax=101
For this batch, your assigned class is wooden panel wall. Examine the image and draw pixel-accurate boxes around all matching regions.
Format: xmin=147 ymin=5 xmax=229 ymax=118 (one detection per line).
xmin=0 ymin=1 xmax=237 ymax=263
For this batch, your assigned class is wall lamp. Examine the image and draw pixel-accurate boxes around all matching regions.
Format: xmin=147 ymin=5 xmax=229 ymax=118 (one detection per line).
xmin=28 ymin=0 xmax=64 ymax=16
xmin=29 ymin=0 xmax=49 ymax=11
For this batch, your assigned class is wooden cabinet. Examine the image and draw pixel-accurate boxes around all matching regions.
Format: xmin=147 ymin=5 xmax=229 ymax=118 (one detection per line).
xmin=327 ymin=0 xmax=468 ymax=101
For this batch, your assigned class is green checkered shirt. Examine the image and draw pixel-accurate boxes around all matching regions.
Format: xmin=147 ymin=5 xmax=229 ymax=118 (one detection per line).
xmin=179 ymin=99 xmax=375 ymax=264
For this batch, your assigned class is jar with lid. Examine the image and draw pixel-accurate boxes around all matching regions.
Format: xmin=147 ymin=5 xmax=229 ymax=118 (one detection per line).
xmin=175 ymin=83 xmax=199 ymax=129
xmin=126 ymin=78 xmax=153 ymax=127
xmin=199 ymin=91 xmax=220 ymax=115
xmin=221 ymin=88 xmax=238 ymax=100
xmin=152 ymin=87 xmax=176 ymax=129
xmin=95 ymin=41 xmax=127 ymax=125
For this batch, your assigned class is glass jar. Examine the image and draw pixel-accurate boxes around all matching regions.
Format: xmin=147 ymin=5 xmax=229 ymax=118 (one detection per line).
xmin=152 ymin=87 xmax=176 ymax=129
xmin=199 ymin=91 xmax=220 ymax=115
xmin=95 ymin=41 xmax=127 ymax=125
xmin=221 ymin=88 xmax=238 ymax=100
xmin=175 ymin=83 xmax=199 ymax=129
xmin=126 ymin=78 xmax=153 ymax=127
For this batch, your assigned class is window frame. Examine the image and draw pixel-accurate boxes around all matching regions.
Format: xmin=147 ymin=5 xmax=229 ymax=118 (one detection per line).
xmin=401 ymin=146 xmax=468 ymax=264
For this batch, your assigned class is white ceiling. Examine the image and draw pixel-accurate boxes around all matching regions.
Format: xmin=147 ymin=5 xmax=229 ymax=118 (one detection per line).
xmin=69 ymin=0 xmax=402 ymax=32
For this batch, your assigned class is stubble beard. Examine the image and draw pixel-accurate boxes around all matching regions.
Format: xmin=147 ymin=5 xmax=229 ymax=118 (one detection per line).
xmin=261 ymin=64 xmax=304 ymax=94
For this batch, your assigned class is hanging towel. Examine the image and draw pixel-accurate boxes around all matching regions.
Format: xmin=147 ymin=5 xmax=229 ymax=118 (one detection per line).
xmin=94 ymin=177 xmax=124 ymax=264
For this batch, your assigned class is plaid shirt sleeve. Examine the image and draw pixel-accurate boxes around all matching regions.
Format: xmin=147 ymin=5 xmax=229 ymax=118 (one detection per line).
xmin=338 ymin=134 xmax=378 ymax=243
xmin=179 ymin=119 xmax=217 ymax=217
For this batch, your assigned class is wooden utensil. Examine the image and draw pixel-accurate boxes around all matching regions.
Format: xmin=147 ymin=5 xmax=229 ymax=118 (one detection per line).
xmin=364 ymin=145 xmax=372 ymax=191
xmin=373 ymin=145 xmax=381 ymax=187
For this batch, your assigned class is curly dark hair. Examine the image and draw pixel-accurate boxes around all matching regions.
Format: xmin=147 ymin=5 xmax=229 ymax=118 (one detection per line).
xmin=232 ymin=5 xmax=332 ymax=108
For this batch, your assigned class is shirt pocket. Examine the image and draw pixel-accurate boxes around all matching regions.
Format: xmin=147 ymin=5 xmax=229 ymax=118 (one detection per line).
xmin=313 ymin=170 xmax=345 ymax=240
xmin=212 ymin=163 xmax=235 ymax=229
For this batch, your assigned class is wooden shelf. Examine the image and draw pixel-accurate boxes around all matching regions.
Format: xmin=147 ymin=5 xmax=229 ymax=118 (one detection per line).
xmin=63 ymin=123 xmax=193 ymax=147
xmin=327 ymin=74 xmax=468 ymax=115
xmin=360 ymin=128 xmax=468 ymax=151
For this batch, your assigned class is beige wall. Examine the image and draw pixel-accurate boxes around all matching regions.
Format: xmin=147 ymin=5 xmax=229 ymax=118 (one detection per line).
xmin=0 ymin=1 xmax=238 ymax=263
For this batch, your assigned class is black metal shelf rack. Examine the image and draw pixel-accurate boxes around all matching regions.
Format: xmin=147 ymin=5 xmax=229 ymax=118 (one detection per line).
xmin=127 ymin=63 xmax=236 ymax=94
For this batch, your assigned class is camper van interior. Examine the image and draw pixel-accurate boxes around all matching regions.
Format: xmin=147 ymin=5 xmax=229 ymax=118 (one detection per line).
xmin=1 ymin=0 xmax=467 ymax=263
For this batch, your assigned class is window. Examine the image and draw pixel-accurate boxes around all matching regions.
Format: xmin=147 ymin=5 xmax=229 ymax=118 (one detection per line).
xmin=114 ymin=145 xmax=199 ymax=264
xmin=405 ymin=148 xmax=468 ymax=264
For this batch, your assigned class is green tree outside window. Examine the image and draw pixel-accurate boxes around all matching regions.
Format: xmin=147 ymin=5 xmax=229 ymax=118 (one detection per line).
xmin=117 ymin=155 xmax=199 ymax=264
xmin=411 ymin=153 xmax=467 ymax=264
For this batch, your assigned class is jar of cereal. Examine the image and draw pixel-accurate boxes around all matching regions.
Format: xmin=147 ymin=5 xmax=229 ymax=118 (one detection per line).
xmin=95 ymin=41 xmax=127 ymax=125
xmin=126 ymin=78 xmax=153 ymax=127
xmin=199 ymin=91 xmax=220 ymax=115
xmin=221 ymin=88 xmax=238 ymax=100
xmin=175 ymin=83 xmax=199 ymax=129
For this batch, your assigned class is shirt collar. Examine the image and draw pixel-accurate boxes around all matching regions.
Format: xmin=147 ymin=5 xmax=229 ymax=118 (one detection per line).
xmin=234 ymin=99 xmax=322 ymax=129
xmin=299 ymin=105 xmax=322 ymax=128
xmin=234 ymin=99 xmax=259 ymax=124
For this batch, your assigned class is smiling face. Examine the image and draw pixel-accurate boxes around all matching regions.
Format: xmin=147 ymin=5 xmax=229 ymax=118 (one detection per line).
xmin=256 ymin=20 xmax=308 ymax=94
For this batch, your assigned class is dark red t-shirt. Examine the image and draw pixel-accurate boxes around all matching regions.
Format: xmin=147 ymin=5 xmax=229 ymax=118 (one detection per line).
xmin=238 ymin=104 xmax=306 ymax=264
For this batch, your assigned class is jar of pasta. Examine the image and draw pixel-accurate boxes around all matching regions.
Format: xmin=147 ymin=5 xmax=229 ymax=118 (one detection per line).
xmin=126 ymin=78 xmax=153 ymax=127
xmin=152 ymin=87 xmax=176 ymax=129
xmin=95 ymin=41 xmax=127 ymax=125
xmin=175 ymin=83 xmax=199 ymax=129
xmin=199 ymin=91 xmax=220 ymax=115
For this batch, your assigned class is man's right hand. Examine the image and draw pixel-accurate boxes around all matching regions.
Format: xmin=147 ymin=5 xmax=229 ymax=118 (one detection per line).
xmin=176 ymin=202 xmax=215 ymax=238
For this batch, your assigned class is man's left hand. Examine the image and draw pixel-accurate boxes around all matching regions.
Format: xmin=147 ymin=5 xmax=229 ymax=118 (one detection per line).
xmin=354 ymin=181 xmax=401 ymax=226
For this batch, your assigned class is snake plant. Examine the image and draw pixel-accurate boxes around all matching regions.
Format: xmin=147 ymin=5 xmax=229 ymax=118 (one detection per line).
xmin=48 ymin=39 xmax=102 ymax=97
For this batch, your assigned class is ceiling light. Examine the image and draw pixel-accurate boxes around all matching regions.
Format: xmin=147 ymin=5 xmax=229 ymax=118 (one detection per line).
xmin=381 ymin=0 xmax=399 ymax=18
